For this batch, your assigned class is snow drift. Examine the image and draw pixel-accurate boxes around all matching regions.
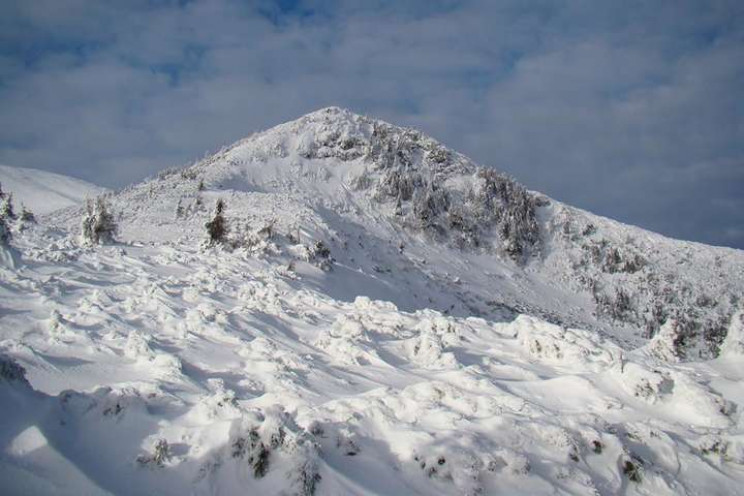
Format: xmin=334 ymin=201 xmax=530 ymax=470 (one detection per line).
xmin=1 ymin=107 xmax=743 ymax=495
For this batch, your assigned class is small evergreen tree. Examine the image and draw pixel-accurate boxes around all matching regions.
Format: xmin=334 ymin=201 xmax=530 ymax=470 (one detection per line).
xmin=0 ymin=183 xmax=12 ymax=245
xmin=0 ymin=215 xmax=11 ymax=245
xmin=20 ymin=204 xmax=35 ymax=224
xmin=206 ymin=199 xmax=228 ymax=245
xmin=81 ymin=196 xmax=117 ymax=244
xmin=1 ymin=192 xmax=16 ymax=220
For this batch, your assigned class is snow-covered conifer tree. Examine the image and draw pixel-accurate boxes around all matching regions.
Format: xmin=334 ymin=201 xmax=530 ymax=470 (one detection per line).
xmin=1 ymin=192 xmax=16 ymax=220
xmin=81 ymin=196 xmax=117 ymax=244
xmin=205 ymin=199 xmax=228 ymax=245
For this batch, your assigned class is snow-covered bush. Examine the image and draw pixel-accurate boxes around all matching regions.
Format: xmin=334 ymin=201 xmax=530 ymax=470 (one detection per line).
xmin=581 ymin=239 xmax=646 ymax=274
xmin=0 ymin=215 xmax=10 ymax=246
xmin=137 ymin=439 xmax=171 ymax=468
xmin=720 ymin=309 xmax=744 ymax=356
xmin=412 ymin=184 xmax=450 ymax=236
xmin=646 ymin=319 xmax=685 ymax=361
xmin=81 ymin=196 xmax=117 ymax=245
xmin=472 ymin=169 xmax=539 ymax=261
xmin=594 ymin=287 xmax=634 ymax=322
xmin=301 ymin=240 xmax=333 ymax=271
xmin=231 ymin=427 xmax=271 ymax=477
xmin=227 ymin=408 xmax=322 ymax=494
xmin=231 ymin=221 xmax=282 ymax=256
xmin=1 ymin=191 xmax=15 ymax=220
xmin=622 ymin=455 xmax=643 ymax=482
xmin=0 ymin=354 xmax=29 ymax=385
xmin=205 ymin=199 xmax=228 ymax=245
xmin=361 ymin=120 xmax=541 ymax=261
xmin=19 ymin=204 xmax=35 ymax=224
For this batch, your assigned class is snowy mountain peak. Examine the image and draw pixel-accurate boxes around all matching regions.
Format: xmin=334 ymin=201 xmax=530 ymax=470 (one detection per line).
xmin=3 ymin=108 xmax=744 ymax=495
xmin=219 ymin=106 xmax=432 ymax=167
xmin=48 ymin=108 xmax=744 ymax=362
xmin=184 ymin=107 xmax=538 ymax=262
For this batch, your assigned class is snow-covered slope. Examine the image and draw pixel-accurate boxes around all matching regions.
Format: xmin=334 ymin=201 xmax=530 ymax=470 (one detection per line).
xmin=2 ymin=235 xmax=743 ymax=495
xmin=1 ymin=107 xmax=743 ymax=495
xmin=0 ymin=164 xmax=106 ymax=215
xmin=50 ymin=107 xmax=744 ymax=358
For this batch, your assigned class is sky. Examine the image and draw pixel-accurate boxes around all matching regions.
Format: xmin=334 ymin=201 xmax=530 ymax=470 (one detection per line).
xmin=0 ymin=0 xmax=742 ymax=248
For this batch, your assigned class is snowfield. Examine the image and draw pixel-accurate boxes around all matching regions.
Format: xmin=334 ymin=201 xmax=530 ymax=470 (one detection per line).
xmin=0 ymin=164 xmax=106 ymax=215
xmin=1 ymin=108 xmax=743 ymax=495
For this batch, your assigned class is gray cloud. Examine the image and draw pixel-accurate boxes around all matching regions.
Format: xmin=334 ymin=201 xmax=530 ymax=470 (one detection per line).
xmin=0 ymin=0 xmax=742 ymax=248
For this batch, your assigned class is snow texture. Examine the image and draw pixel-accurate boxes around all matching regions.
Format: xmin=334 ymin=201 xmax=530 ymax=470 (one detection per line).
xmin=1 ymin=107 xmax=743 ymax=495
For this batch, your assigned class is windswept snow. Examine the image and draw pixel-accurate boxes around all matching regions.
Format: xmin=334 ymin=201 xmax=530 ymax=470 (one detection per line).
xmin=1 ymin=235 xmax=742 ymax=495
xmin=1 ymin=107 xmax=743 ymax=495
xmin=0 ymin=164 xmax=106 ymax=215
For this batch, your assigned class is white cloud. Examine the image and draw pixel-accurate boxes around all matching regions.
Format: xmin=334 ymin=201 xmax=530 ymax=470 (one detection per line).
xmin=0 ymin=0 xmax=742 ymax=247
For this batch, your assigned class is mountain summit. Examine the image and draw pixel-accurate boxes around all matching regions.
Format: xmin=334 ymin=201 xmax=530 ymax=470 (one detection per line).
xmin=2 ymin=108 xmax=743 ymax=495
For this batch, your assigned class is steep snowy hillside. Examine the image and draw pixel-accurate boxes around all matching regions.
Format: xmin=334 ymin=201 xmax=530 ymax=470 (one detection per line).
xmin=1 ymin=107 xmax=743 ymax=495
xmin=0 ymin=164 xmax=106 ymax=215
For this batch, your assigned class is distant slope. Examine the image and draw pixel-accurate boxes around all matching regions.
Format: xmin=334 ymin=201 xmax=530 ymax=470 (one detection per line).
xmin=0 ymin=165 xmax=106 ymax=215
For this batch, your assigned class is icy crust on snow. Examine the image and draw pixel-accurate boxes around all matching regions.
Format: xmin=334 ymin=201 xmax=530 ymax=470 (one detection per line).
xmin=1 ymin=236 xmax=743 ymax=495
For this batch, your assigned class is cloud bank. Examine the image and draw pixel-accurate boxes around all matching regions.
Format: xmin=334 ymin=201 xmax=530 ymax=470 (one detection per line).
xmin=1 ymin=0 xmax=742 ymax=247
